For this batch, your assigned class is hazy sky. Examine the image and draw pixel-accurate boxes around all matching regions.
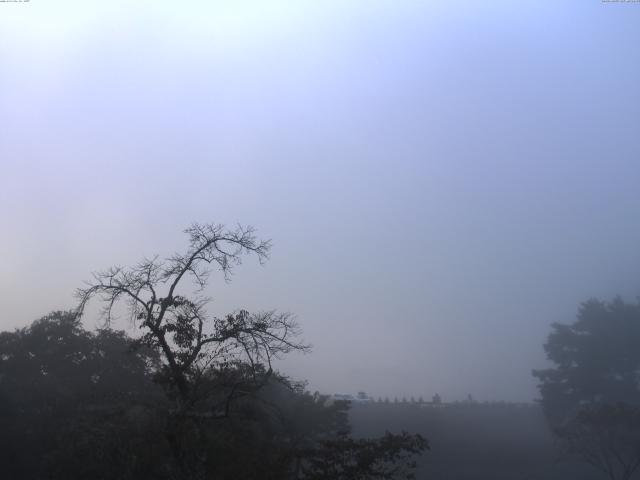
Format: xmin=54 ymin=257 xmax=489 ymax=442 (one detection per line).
xmin=2 ymin=0 xmax=640 ymax=402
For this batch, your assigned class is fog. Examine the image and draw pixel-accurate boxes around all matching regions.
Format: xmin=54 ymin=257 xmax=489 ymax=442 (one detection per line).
xmin=2 ymin=0 xmax=640 ymax=407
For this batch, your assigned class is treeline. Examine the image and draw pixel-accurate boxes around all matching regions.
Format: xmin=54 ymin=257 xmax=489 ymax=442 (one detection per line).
xmin=4 ymin=223 xmax=640 ymax=480
xmin=349 ymin=296 xmax=640 ymax=480
xmin=0 ymin=311 xmax=426 ymax=480
xmin=0 ymin=223 xmax=427 ymax=480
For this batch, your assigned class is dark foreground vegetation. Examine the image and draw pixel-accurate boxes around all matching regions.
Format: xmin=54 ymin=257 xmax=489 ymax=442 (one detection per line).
xmin=0 ymin=224 xmax=426 ymax=480
xmin=2 ymin=223 xmax=640 ymax=479
xmin=533 ymin=298 xmax=640 ymax=480
xmin=0 ymin=311 xmax=426 ymax=480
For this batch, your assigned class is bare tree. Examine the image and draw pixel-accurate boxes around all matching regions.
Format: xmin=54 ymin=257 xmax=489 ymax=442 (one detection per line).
xmin=75 ymin=223 xmax=309 ymax=412
xmin=68 ymin=222 xmax=430 ymax=480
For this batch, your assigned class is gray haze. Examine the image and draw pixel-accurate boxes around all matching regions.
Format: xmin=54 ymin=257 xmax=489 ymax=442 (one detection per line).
xmin=1 ymin=0 xmax=640 ymax=402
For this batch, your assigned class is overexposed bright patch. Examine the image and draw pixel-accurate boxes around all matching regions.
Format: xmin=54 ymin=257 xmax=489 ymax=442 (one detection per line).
xmin=1 ymin=0 xmax=341 ymax=46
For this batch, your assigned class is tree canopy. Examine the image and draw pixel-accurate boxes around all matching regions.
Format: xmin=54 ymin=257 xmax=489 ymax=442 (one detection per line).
xmin=533 ymin=297 xmax=640 ymax=423
xmin=0 ymin=223 xmax=427 ymax=479
xmin=0 ymin=311 xmax=167 ymax=479
xmin=533 ymin=297 xmax=640 ymax=480
xmin=0 ymin=310 xmax=427 ymax=480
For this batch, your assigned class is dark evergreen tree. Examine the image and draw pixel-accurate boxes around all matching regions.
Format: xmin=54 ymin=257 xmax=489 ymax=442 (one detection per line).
xmin=533 ymin=297 xmax=640 ymax=480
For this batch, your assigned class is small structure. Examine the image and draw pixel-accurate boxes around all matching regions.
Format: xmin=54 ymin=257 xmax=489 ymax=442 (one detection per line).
xmin=328 ymin=392 xmax=373 ymax=405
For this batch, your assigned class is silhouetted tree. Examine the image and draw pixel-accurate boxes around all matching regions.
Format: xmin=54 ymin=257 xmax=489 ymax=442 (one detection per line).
xmin=1 ymin=310 xmax=428 ymax=480
xmin=76 ymin=223 xmax=308 ymax=406
xmin=299 ymin=431 xmax=428 ymax=480
xmin=71 ymin=222 xmax=427 ymax=479
xmin=75 ymin=223 xmax=310 ymax=477
xmin=533 ymin=297 xmax=640 ymax=480
xmin=533 ymin=298 xmax=640 ymax=422
xmin=0 ymin=311 xmax=168 ymax=479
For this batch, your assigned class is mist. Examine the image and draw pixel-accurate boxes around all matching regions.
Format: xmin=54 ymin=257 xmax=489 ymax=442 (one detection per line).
xmin=2 ymin=2 xmax=640 ymax=479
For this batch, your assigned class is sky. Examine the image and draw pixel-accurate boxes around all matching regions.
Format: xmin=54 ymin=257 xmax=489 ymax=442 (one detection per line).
xmin=1 ymin=0 xmax=640 ymax=402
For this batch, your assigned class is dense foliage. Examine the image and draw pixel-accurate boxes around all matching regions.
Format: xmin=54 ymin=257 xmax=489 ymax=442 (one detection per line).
xmin=533 ymin=298 xmax=640 ymax=423
xmin=0 ymin=311 xmax=168 ymax=479
xmin=0 ymin=312 xmax=427 ymax=479
xmin=1 ymin=223 xmax=426 ymax=479
xmin=533 ymin=297 xmax=640 ymax=480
